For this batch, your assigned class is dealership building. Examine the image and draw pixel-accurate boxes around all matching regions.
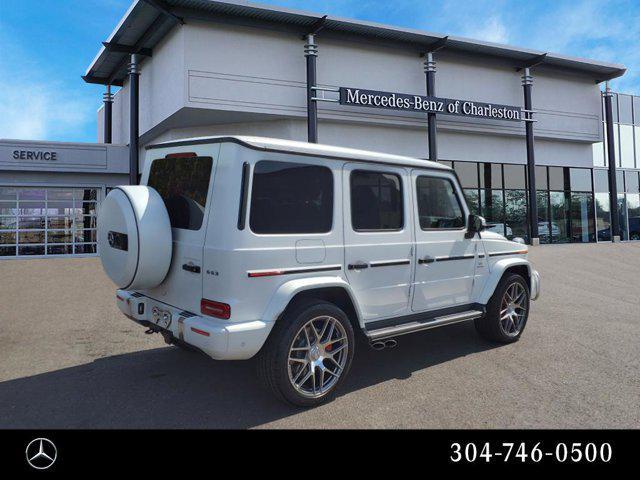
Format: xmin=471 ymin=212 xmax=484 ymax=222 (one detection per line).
xmin=1 ymin=0 xmax=639 ymax=258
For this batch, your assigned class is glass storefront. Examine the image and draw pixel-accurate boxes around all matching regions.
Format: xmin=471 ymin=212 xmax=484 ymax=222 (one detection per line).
xmin=0 ymin=187 xmax=100 ymax=258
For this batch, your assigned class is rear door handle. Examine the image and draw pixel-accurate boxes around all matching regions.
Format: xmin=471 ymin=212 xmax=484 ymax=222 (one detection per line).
xmin=182 ymin=263 xmax=201 ymax=273
xmin=348 ymin=262 xmax=369 ymax=270
xmin=418 ymin=255 xmax=435 ymax=265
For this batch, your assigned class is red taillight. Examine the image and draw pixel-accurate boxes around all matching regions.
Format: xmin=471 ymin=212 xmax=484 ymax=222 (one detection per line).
xmin=165 ymin=152 xmax=197 ymax=158
xmin=200 ymin=298 xmax=231 ymax=319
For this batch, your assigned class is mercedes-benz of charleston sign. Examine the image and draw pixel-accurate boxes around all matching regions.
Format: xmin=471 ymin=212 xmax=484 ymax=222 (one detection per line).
xmin=339 ymin=87 xmax=522 ymax=122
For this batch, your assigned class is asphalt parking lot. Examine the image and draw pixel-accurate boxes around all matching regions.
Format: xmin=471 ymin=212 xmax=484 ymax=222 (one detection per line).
xmin=0 ymin=242 xmax=638 ymax=429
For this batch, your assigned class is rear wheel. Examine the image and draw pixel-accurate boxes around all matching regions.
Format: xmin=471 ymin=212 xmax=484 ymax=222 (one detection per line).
xmin=257 ymin=301 xmax=354 ymax=407
xmin=475 ymin=273 xmax=530 ymax=343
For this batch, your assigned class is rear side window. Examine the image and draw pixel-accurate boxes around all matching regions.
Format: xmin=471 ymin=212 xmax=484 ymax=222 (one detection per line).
xmin=148 ymin=156 xmax=213 ymax=230
xmin=416 ymin=176 xmax=465 ymax=229
xmin=250 ymin=161 xmax=333 ymax=234
xmin=350 ymin=170 xmax=403 ymax=231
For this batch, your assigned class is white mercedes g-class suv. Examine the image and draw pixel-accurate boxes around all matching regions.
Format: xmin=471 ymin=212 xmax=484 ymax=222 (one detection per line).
xmin=98 ymin=136 xmax=540 ymax=407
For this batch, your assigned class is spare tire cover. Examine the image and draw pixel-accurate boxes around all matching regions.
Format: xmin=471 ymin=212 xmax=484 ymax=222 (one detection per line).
xmin=98 ymin=185 xmax=172 ymax=290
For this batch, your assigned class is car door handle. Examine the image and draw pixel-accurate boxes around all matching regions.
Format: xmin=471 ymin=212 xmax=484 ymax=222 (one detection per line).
xmin=418 ymin=255 xmax=435 ymax=265
xmin=182 ymin=263 xmax=201 ymax=273
xmin=348 ymin=262 xmax=369 ymax=270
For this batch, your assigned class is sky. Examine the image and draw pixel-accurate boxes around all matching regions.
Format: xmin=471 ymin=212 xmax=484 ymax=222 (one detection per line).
xmin=1 ymin=0 xmax=639 ymax=143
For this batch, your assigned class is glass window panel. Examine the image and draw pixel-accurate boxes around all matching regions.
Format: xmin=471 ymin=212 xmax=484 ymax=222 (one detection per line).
xmin=548 ymin=167 xmax=566 ymax=191
xmin=463 ymin=189 xmax=480 ymax=216
xmin=74 ymin=229 xmax=97 ymax=243
xmin=619 ymin=124 xmax=635 ymax=168
xmin=613 ymin=125 xmax=620 ymax=167
xmin=505 ymin=190 xmax=528 ymax=241
xmin=47 ymin=201 xmax=74 ymax=210
xmin=415 ymin=176 xmax=465 ymax=229
xmin=618 ymin=94 xmax=634 ymax=124
xmin=480 ymin=189 xmax=505 ymax=232
xmin=47 ymin=189 xmax=75 ymax=200
xmin=18 ymin=230 xmax=46 ymax=244
xmin=627 ymin=194 xmax=640 ymax=240
xmin=592 ymin=140 xmax=605 ymax=167
xmin=18 ymin=189 xmax=45 ymax=201
xmin=248 ymin=161 xmax=335 ymax=234
xmin=537 ymin=191 xmax=551 ymax=244
xmin=47 ymin=245 xmax=73 ymax=255
xmin=18 ymin=245 xmax=45 ymax=256
xmin=0 ymin=217 xmax=17 ymax=229
xmin=594 ymin=170 xmax=609 ymax=193
xmin=617 ymin=194 xmax=628 ymax=240
xmin=617 ymin=171 xmax=625 ymax=192
xmin=47 ymin=230 xmax=74 ymax=244
xmin=595 ymin=192 xmax=611 ymax=241
xmin=570 ymin=193 xmax=595 ymax=243
xmin=148 ymin=156 xmax=213 ymax=231
xmin=549 ymin=191 xmax=570 ymax=243
xmin=0 ymin=232 xmax=16 ymax=244
xmin=18 ymin=217 xmax=46 ymax=229
xmin=77 ymin=189 xmax=98 ymax=201
xmin=479 ymin=163 xmax=502 ymax=189
xmin=47 ymin=217 xmax=74 ymax=229
xmin=625 ymin=171 xmax=640 ymax=193
xmin=79 ymin=202 xmax=97 ymax=215
xmin=454 ymin=162 xmax=478 ymax=188
xmin=74 ymin=244 xmax=97 ymax=254
xmin=0 ymin=201 xmax=17 ymax=215
xmin=0 ymin=246 xmax=16 ymax=256
xmin=535 ymin=166 xmax=548 ymax=190
xmin=503 ymin=164 xmax=526 ymax=189
xmin=570 ymin=168 xmax=592 ymax=192
xmin=0 ymin=188 xmax=17 ymax=201
xmin=17 ymin=204 xmax=46 ymax=217
xmin=77 ymin=215 xmax=97 ymax=229
xmin=350 ymin=170 xmax=402 ymax=231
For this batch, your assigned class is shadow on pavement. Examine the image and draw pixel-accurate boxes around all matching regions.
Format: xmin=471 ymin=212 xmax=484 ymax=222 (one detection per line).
xmin=0 ymin=323 xmax=497 ymax=429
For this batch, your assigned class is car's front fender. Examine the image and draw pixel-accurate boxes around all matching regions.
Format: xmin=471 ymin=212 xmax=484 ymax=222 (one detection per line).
xmin=478 ymin=257 xmax=532 ymax=304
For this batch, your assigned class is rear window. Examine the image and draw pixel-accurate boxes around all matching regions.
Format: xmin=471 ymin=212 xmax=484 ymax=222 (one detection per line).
xmin=249 ymin=161 xmax=333 ymax=234
xmin=148 ymin=156 xmax=213 ymax=230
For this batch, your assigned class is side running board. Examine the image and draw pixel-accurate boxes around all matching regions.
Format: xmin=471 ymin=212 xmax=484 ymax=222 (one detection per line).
xmin=366 ymin=310 xmax=484 ymax=341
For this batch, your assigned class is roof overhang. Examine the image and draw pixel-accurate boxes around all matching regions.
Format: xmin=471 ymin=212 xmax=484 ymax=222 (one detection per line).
xmin=84 ymin=0 xmax=627 ymax=86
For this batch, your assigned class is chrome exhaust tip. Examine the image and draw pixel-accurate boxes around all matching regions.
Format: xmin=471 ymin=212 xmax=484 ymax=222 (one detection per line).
xmin=370 ymin=341 xmax=386 ymax=351
xmin=384 ymin=339 xmax=398 ymax=349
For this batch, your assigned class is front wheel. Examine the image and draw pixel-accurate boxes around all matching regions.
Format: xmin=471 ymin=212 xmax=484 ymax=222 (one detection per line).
xmin=475 ymin=273 xmax=530 ymax=343
xmin=257 ymin=301 xmax=355 ymax=407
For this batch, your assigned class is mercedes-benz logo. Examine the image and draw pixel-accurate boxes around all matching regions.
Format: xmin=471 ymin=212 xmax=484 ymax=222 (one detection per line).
xmin=25 ymin=438 xmax=57 ymax=470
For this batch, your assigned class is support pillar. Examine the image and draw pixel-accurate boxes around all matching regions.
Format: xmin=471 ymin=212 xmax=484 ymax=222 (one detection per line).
xmin=103 ymin=85 xmax=113 ymax=144
xmin=603 ymin=82 xmax=620 ymax=241
xmin=424 ymin=52 xmax=437 ymax=161
xmin=128 ymin=54 xmax=140 ymax=185
xmin=305 ymin=34 xmax=318 ymax=143
xmin=522 ymin=68 xmax=539 ymax=245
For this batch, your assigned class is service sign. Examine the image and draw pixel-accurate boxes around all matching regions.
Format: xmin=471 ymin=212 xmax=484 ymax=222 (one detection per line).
xmin=339 ymin=87 xmax=522 ymax=122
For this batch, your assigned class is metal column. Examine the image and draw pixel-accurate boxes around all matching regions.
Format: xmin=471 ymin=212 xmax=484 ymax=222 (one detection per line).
xmin=305 ymin=34 xmax=318 ymax=143
xmin=103 ymin=85 xmax=114 ymax=144
xmin=603 ymin=82 xmax=620 ymax=241
xmin=522 ymin=68 xmax=539 ymax=245
xmin=424 ymin=52 xmax=437 ymax=161
xmin=128 ymin=54 xmax=140 ymax=185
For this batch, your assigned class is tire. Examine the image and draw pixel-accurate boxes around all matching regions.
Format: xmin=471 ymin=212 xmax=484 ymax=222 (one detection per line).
xmin=257 ymin=300 xmax=355 ymax=407
xmin=475 ymin=273 xmax=530 ymax=343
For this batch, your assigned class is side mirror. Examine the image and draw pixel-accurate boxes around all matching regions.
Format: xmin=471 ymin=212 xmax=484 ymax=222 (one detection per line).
xmin=465 ymin=214 xmax=487 ymax=239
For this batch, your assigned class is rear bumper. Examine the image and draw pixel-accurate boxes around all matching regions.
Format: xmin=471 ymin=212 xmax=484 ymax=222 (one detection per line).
xmin=530 ymin=269 xmax=541 ymax=301
xmin=116 ymin=290 xmax=273 ymax=360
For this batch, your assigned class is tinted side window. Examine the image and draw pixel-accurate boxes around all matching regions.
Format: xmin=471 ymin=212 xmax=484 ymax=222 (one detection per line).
xmin=416 ymin=176 xmax=465 ymax=229
xmin=148 ymin=156 xmax=213 ymax=230
xmin=351 ymin=171 xmax=403 ymax=231
xmin=250 ymin=161 xmax=333 ymax=234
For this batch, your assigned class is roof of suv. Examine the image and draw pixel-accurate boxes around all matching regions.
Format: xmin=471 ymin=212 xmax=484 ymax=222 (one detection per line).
xmin=146 ymin=135 xmax=450 ymax=170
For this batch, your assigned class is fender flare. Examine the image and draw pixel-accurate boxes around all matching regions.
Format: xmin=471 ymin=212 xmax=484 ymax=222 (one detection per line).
xmin=261 ymin=276 xmax=364 ymax=327
xmin=478 ymin=258 xmax=532 ymax=305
